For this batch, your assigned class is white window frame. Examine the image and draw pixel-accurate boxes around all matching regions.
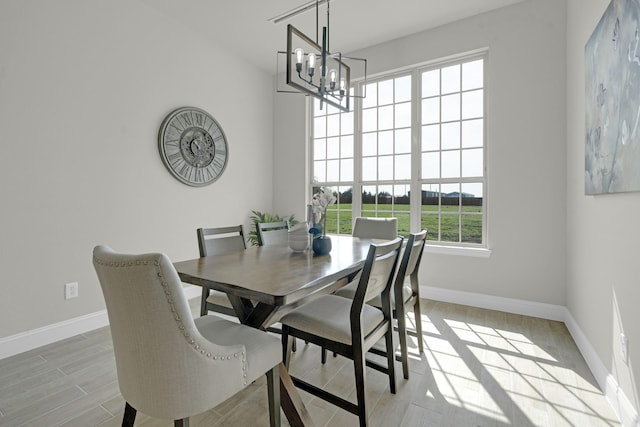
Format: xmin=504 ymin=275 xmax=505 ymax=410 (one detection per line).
xmin=309 ymin=50 xmax=491 ymax=256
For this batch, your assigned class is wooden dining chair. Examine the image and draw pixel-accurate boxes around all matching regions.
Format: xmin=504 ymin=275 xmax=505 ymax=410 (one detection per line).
xmin=92 ymin=245 xmax=281 ymax=427
xmin=352 ymin=216 xmax=398 ymax=240
xmin=256 ymin=221 xmax=289 ymax=246
xmin=336 ymin=230 xmax=428 ymax=379
xmin=197 ymin=225 xmax=246 ymax=317
xmin=280 ymin=237 xmax=403 ymax=427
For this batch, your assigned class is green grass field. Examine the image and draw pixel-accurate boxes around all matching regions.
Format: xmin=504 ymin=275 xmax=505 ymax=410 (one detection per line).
xmin=323 ymin=204 xmax=482 ymax=244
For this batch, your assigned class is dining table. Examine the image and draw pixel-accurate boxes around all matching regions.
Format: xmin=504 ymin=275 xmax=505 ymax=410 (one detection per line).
xmin=173 ymin=234 xmax=375 ymax=427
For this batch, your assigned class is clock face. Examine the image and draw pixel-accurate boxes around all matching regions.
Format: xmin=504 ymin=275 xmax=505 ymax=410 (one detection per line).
xmin=158 ymin=107 xmax=228 ymax=186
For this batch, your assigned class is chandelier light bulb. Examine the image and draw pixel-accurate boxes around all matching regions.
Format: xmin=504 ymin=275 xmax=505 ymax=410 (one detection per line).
xmin=294 ymin=48 xmax=304 ymax=73
xmin=329 ymin=69 xmax=337 ymax=90
xmin=307 ymin=53 xmax=316 ymax=77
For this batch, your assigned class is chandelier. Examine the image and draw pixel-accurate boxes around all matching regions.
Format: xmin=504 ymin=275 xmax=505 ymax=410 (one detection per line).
xmin=274 ymin=0 xmax=367 ymax=112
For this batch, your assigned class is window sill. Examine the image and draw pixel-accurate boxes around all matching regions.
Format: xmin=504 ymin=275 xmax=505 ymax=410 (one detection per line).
xmin=423 ymin=244 xmax=492 ymax=258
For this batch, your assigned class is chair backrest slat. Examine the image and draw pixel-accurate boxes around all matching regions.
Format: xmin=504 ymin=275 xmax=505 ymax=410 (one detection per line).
xmin=395 ymin=230 xmax=427 ymax=302
xmin=352 ymin=217 xmax=398 ymax=240
xmin=350 ymin=237 xmax=403 ymax=327
xmin=197 ymin=225 xmax=246 ymax=257
xmin=257 ymin=221 xmax=288 ymax=246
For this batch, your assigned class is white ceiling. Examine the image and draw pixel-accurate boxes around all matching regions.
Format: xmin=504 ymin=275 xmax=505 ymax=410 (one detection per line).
xmin=145 ymin=0 xmax=526 ymax=74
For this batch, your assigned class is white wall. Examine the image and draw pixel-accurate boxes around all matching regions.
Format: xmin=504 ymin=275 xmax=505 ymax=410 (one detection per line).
xmin=567 ymin=0 xmax=640 ymax=419
xmin=0 ymin=0 xmax=275 ymax=338
xmin=274 ymin=0 xmax=568 ymax=306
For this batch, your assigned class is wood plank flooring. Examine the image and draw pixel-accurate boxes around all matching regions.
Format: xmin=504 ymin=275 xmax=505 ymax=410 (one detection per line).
xmin=0 ymin=299 xmax=621 ymax=426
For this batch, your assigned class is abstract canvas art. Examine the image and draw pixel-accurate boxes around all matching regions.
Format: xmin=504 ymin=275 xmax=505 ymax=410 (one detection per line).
xmin=585 ymin=0 xmax=640 ymax=194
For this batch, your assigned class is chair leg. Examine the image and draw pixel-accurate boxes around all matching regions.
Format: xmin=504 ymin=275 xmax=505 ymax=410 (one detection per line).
xmin=266 ymin=365 xmax=281 ymax=427
xmin=384 ymin=325 xmax=397 ymax=394
xmin=282 ymin=327 xmax=293 ymax=369
xmin=353 ymin=346 xmax=368 ymax=427
xmin=321 ymin=347 xmax=327 ymax=364
xmin=122 ymin=402 xmax=137 ymax=427
xmin=396 ymin=307 xmax=410 ymax=380
xmin=200 ymin=287 xmax=210 ymax=317
xmin=174 ymin=419 xmax=189 ymax=427
xmin=413 ymin=298 xmax=424 ymax=354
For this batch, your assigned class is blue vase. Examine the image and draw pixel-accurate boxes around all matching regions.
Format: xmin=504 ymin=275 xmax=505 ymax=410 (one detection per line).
xmin=312 ymin=235 xmax=332 ymax=255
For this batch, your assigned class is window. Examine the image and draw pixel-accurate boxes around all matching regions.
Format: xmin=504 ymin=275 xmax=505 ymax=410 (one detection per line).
xmin=311 ymin=53 xmax=486 ymax=247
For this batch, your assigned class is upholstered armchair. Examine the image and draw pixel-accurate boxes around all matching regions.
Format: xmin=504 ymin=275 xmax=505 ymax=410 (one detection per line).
xmin=92 ymin=245 xmax=281 ymax=426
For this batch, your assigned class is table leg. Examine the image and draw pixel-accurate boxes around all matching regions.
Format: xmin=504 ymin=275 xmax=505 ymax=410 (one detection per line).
xmin=279 ymin=363 xmax=316 ymax=427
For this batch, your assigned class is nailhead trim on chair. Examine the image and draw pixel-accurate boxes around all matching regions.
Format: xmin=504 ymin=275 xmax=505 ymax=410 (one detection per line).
xmin=94 ymin=256 xmax=248 ymax=385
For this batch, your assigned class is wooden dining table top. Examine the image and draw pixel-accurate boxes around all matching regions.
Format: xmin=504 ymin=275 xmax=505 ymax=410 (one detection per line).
xmin=173 ymin=234 xmax=375 ymax=307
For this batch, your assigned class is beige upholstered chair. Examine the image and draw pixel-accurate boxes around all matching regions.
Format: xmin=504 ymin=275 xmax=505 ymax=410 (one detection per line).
xmin=335 ymin=230 xmax=427 ymax=379
xmin=280 ymin=238 xmax=403 ymax=427
xmin=352 ymin=216 xmax=398 ymax=240
xmin=92 ymin=245 xmax=281 ymax=427
xmin=197 ymin=226 xmax=246 ymax=317
xmin=257 ymin=221 xmax=288 ymax=246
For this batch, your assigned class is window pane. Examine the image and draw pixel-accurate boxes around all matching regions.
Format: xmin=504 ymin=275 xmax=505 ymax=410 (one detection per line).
xmin=462 ymin=119 xmax=483 ymax=148
xmin=462 ymin=89 xmax=483 ymax=119
xmin=314 ymin=116 xmax=326 ymax=137
xmin=379 ymin=105 xmax=394 ymax=130
xmin=341 ymin=112 xmax=354 ymax=135
xmin=362 ymin=132 xmax=377 ymax=156
xmin=396 ymin=128 xmax=411 ymax=153
xmin=362 ymin=185 xmax=376 ymax=212
xmin=442 ymin=183 xmax=460 ymax=204
xmin=379 ymin=79 xmax=394 ymax=105
xmin=395 ymin=154 xmax=411 ymax=180
xmin=327 ymin=114 xmax=340 ymax=136
xmin=395 ymin=102 xmax=411 ymax=128
xmin=422 ymin=125 xmax=440 ymax=151
xmin=341 ymin=158 xmax=353 ymax=181
xmin=327 ymin=137 xmax=340 ymax=159
xmin=441 ymin=122 xmax=460 ymax=150
xmin=462 ymin=148 xmax=483 ymax=177
xmin=462 ymin=59 xmax=483 ymax=91
xmin=379 ymin=130 xmax=394 ymax=155
xmin=341 ymin=135 xmax=354 ymax=157
xmin=441 ymin=214 xmax=460 ymax=242
xmin=395 ymin=75 xmax=411 ymax=103
xmin=422 ymin=152 xmax=439 ymax=179
xmin=314 ymin=139 xmax=326 ymax=160
xmin=362 ymin=82 xmax=377 ymax=108
xmin=422 ymin=69 xmax=440 ymax=97
xmin=362 ymin=157 xmax=377 ymax=180
xmin=422 ymin=98 xmax=440 ymax=124
xmin=314 ymin=160 xmax=326 ymax=182
xmin=441 ymin=93 xmax=460 ymax=122
xmin=379 ymin=156 xmax=393 ymax=180
xmin=441 ymin=64 xmax=460 ymax=94
xmin=326 ymin=159 xmax=339 ymax=181
xmin=362 ymin=108 xmax=377 ymax=132
xmin=441 ymin=150 xmax=460 ymax=178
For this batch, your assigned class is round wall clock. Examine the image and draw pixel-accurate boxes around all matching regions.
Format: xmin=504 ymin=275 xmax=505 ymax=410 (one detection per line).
xmin=158 ymin=106 xmax=228 ymax=187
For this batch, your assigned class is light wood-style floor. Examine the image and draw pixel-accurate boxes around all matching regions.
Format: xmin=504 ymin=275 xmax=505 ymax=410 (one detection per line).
xmin=0 ymin=299 xmax=621 ymax=427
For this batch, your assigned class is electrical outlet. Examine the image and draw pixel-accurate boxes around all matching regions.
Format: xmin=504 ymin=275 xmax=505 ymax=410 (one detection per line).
xmin=64 ymin=282 xmax=79 ymax=300
xmin=620 ymin=333 xmax=629 ymax=364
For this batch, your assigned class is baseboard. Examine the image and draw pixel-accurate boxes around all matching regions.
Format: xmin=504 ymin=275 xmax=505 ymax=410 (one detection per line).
xmin=0 ymin=310 xmax=110 ymax=360
xmin=0 ymin=284 xmax=203 ymax=361
xmin=422 ymin=285 xmax=567 ymax=321
xmin=424 ymin=285 xmax=639 ymax=427
xmin=564 ymin=310 xmax=640 ymax=427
